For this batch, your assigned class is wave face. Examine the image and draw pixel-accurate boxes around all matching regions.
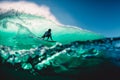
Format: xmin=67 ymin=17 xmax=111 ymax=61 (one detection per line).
xmin=1 ymin=9 xmax=120 ymax=80
xmin=0 ymin=9 xmax=103 ymax=49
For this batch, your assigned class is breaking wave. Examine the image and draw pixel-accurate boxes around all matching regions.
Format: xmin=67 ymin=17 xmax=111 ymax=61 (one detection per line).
xmin=0 ymin=7 xmax=120 ymax=80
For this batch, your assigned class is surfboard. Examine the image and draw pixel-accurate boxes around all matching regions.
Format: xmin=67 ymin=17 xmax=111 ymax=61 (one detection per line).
xmin=37 ymin=37 xmax=56 ymax=43
xmin=43 ymin=40 xmax=56 ymax=42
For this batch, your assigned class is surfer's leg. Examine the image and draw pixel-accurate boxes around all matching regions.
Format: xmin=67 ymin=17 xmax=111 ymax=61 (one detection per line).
xmin=47 ymin=37 xmax=49 ymax=40
xmin=50 ymin=36 xmax=53 ymax=41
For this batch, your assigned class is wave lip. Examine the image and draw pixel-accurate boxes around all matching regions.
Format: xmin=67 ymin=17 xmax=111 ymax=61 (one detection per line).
xmin=0 ymin=1 xmax=59 ymax=24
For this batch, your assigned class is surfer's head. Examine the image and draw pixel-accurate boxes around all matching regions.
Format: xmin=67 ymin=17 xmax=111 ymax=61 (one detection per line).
xmin=48 ymin=29 xmax=51 ymax=32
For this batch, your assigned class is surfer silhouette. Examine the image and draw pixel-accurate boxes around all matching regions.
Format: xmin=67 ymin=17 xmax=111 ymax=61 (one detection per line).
xmin=41 ymin=29 xmax=53 ymax=41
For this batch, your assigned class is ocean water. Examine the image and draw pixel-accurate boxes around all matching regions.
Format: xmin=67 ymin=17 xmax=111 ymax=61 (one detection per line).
xmin=0 ymin=10 xmax=120 ymax=80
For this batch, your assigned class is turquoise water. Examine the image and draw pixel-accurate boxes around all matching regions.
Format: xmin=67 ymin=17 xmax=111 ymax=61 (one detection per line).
xmin=0 ymin=10 xmax=103 ymax=49
xmin=1 ymin=10 xmax=120 ymax=80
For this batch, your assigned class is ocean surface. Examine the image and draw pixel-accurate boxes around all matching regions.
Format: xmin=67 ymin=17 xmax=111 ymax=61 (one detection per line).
xmin=0 ymin=9 xmax=120 ymax=80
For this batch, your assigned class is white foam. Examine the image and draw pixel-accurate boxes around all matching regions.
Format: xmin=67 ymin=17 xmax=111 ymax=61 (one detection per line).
xmin=0 ymin=1 xmax=60 ymax=24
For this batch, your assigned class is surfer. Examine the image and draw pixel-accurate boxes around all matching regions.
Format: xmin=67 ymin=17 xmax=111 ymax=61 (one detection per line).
xmin=41 ymin=29 xmax=53 ymax=41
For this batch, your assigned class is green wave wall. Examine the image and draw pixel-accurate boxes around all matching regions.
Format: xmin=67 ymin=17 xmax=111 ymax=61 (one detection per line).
xmin=0 ymin=11 xmax=104 ymax=49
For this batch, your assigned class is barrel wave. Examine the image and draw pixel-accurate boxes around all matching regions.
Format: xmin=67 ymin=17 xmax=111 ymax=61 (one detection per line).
xmin=0 ymin=9 xmax=120 ymax=80
xmin=0 ymin=9 xmax=103 ymax=49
